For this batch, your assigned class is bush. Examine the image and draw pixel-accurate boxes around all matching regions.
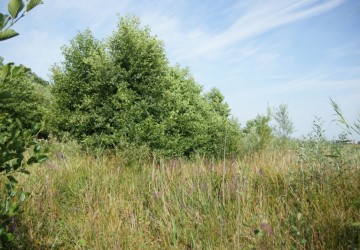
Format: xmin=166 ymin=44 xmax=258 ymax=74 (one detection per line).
xmin=241 ymin=114 xmax=273 ymax=154
xmin=0 ymin=61 xmax=51 ymax=133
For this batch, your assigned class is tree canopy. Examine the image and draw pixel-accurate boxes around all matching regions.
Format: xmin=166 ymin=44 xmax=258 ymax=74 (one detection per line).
xmin=51 ymin=16 xmax=242 ymax=158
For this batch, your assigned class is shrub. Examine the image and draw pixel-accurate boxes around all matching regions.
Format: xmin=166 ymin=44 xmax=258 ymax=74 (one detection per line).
xmin=0 ymin=61 xmax=51 ymax=133
xmin=241 ymin=114 xmax=273 ymax=154
xmin=0 ymin=0 xmax=47 ymax=245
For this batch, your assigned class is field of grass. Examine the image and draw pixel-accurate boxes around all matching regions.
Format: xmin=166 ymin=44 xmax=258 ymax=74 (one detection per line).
xmin=7 ymin=140 xmax=360 ymax=249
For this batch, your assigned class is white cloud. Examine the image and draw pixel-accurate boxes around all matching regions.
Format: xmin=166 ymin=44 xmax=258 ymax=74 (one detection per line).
xmin=244 ymin=75 xmax=360 ymax=97
xmin=191 ymin=0 xmax=345 ymax=57
xmin=328 ymin=42 xmax=360 ymax=58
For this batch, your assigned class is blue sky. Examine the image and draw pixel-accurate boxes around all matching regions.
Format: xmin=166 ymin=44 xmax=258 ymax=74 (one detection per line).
xmin=1 ymin=0 xmax=359 ymax=140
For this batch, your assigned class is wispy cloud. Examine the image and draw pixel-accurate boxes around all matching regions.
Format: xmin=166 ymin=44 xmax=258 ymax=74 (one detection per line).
xmin=191 ymin=0 xmax=345 ymax=57
xmin=327 ymin=42 xmax=360 ymax=58
xmin=224 ymin=73 xmax=360 ymax=117
xmin=2 ymin=0 xmax=343 ymax=75
xmin=244 ymin=75 xmax=360 ymax=97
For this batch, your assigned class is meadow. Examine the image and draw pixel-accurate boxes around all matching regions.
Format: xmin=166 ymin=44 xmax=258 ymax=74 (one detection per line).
xmin=1 ymin=4 xmax=359 ymax=249
xmin=8 ymin=139 xmax=359 ymax=249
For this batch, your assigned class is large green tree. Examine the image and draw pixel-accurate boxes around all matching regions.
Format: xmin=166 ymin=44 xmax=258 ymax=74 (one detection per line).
xmin=51 ymin=16 xmax=242 ymax=158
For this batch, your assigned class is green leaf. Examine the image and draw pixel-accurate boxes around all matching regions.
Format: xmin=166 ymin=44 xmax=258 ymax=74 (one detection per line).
xmin=1 ymin=63 xmax=11 ymax=80
xmin=27 ymin=156 xmax=37 ymax=165
xmin=36 ymin=154 xmax=48 ymax=163
xmin=34 ymin=145 xmax=41 ymax=153
xmin=20 ymin=169 xmax=31 ymax=175
xmin=7 ymin=175 xmax=18 ymax=184
xmin=5 ymin=200 xmax=10 ymax=212
xmin=8 ymin=0 xmax=25 ymax=19
xmin=0 ymin=29 xmax=19 ymax=41
xmin=0 ymin=13 xmax=11 ymax=29
xmin=324 ymin=154 xmax=339 ymax=158
xmin=15 ymin=118 xmax=22 ymax=128
xmin=78 ymin=238 xmax=87 ymax=246
xmin=19 ymin=192 xmax=26 ymax=202
xmin=10 ymin=64 xmax=28 ymax=77
xmin=10 ymin=129 xmax=21 ymax=140
xmin=26 ymin=0 xmax=43 ymax=12
xmin=9 ymin=202 xmax=19 ymax=216
xmin=6 ymin=232 xmax=15 ymax=242
xmin=31 ymin=123 xmax=40 ymax=133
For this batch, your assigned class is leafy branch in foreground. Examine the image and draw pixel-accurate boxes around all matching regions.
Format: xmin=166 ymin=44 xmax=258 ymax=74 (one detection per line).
xmin=0 ymin=0 xmax=43 ymax=41
xmin=0 ymin=63 xmax=48 ymax=245
xmin=1 ymin=0 xmax=45 ymax=245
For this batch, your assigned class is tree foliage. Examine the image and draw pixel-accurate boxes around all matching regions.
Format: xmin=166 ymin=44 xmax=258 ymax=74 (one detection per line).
xmin=204 ymin=87 xmax=231 ymax=118
xmin=242 ymin=114 xmax=273 ymax=153
xmin=271 ymin=103 xmax=294 ymax=139
xmin=51 ymin=16 xmax=241 ymax=158
xmin=0 ymin=60 xmax=50 ymax=132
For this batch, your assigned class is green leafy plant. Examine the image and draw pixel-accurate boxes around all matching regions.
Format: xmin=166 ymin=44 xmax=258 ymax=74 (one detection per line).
xmin=0 ymin=61 xmax=50 ymax=133
xmin=330 ymin=98 xmax=360 ymax=136
xmin=0 ymin=0 xmax=46 ymax=245
xmin=0 ymin=65 xmax=48 ymax=245
xmin=330 ymin=98 xmax=360 ymax=234
xmin=0 ymin=120 xmax=47 ymax=243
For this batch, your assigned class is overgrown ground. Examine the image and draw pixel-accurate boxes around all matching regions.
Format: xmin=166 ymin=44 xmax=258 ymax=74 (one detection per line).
xmin=8 ymin=140 xmax=360 ymax=249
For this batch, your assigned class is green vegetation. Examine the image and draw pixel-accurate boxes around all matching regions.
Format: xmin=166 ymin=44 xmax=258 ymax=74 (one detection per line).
xmin=51 ymin=17 xmax=241 ymax=158
xmin=1 ymin=59 xmax=51 ymax=133
xmin=1 ymin=3 xmax=359 ymax=249
xmin=242 ymin=114 xmax=273 ymax=154
xmin=0 ymin=0 xmax=47 ymax=246
xmin=11 ymin=139 xmax=359 ymax=249
xmin=0 ymin=0 xmax=43 ymax=41
xmin=271 ymin=103 xmax=294 ymax=140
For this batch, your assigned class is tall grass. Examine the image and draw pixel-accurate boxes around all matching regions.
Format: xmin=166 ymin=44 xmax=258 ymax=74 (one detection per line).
xmin=9 ymin=140 xmax=360 ymax=249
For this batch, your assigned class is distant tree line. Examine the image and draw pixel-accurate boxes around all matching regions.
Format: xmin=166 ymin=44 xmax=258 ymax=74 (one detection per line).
xmin=1 ymin=14 xmax=294 ymax=160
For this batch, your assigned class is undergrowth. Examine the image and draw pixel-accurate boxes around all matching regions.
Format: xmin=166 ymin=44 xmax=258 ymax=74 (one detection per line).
xmin=8 ymin=139 xmax=360 ymax=249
